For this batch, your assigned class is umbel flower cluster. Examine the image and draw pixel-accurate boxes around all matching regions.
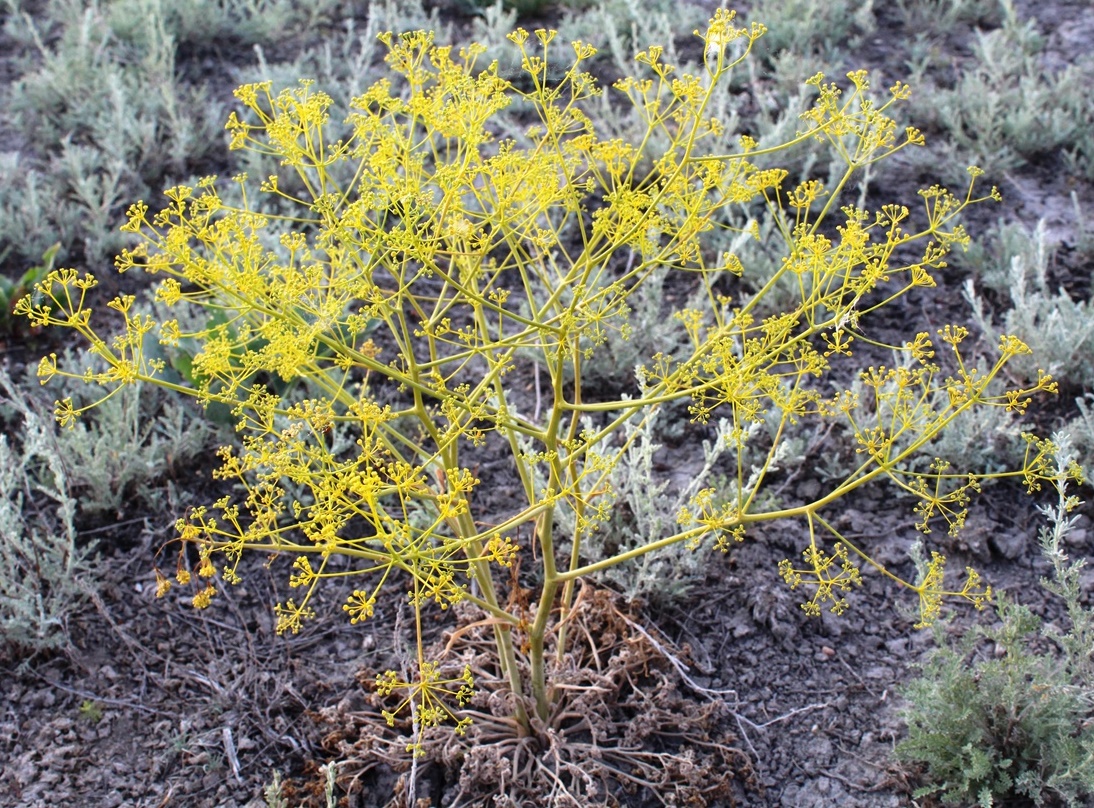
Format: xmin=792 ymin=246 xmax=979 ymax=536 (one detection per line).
xmin=21 ymin=10 xmax=1073 ymax=749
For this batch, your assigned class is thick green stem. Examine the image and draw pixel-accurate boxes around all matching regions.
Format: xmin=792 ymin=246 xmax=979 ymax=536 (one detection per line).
xmin=528 ymin=504 xmax=559 ymax=723
xmin=455 ymin=512 xmax=531 ymax=734
xmin=554 ymin=347 xmax=585 ymax=665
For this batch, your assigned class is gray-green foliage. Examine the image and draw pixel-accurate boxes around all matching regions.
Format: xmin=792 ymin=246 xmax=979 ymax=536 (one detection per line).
xmin=2 ymin=0 xmax=219 ymax=263
xmin=895 ymin=0 xmax=1003 ymax=30
xmin=229 ymin=1 xmax=453 ymax=141
xmin=581 ymin=409 xmax=734 ymax=605
xmin=873 ymin=349 xmax=1027 ymax=474
xmin=555 ymin=0 xmax=838 ymax=178
xmin=0 ymin=0 xmax=351 ymax=267
xmin=0 ymin=338 xmax=216 ymax=652
xmin=510 ymin=407 xmax=690 ymax=606
xmin=581 ymin=264 xmax=688 ymax=387
xmin=0 ymin=143 xmax=137 ymax=269
xmin=9 ymin=1 xmax=216 ymax=174
xmin=1037 ymin=436 xmax=1094 ymax=685
xmin=0 ymin=153 xmax=76 ymax=268
xmin=1069 ymin=395 xmax=1094 ymax=463
xmin=913 ymin=395 xmax=1025 ymax=473
xmin=921 ymin=0 xmax=1094 ymax=175
xmin=106 ymin=0 xmax=340 ymax=51
xmin=549 ymin=0 xmax=712 ymax=172
xmin=745 ymin=0 xmax=875 ymax=65
xmin=462 ymin=0 xmax=595 ymax=17
xmin=957 ymin=217 xmax=1051 ymax=296
xmin=896 ymin=433 xmax=1094 ymax=807
xmin=40 ymin=346 xmax=219 ymax=517
xmin=0 ymin=368 xmax=91 ymax=654
xmin=1070 ymin=193 xmax=1094 ymax=261
xmin=965 ymin=220 xmax=1094 ymax=386
xmin=558 ymin=0 xmax=706 ymax=75
xmin=546 ymin=404 xmax=796 ymax=606
xmin=58 ymin=385 xmax=214 ymax=518
xmin=236 ymin=2 xmax=427 ymax=90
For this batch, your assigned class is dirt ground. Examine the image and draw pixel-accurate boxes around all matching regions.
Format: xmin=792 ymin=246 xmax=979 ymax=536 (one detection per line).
xmin=1 ymin=0 xmax=1093 ymax=806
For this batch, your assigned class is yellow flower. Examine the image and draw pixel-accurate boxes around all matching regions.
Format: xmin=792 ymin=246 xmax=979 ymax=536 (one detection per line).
xmin=192 ymin=584 xmax=217 ymax=609
xmin=54 ymin=398 xmax=77 ymax=429
xmin=154 ymin=571 xmax=171 ymax=598
xmin=343 ymin=590 xmax=377 ymax=624
xmin=37 ymin=354 xmax=58 ymax=384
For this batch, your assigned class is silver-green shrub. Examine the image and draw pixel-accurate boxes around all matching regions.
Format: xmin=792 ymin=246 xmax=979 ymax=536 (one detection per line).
xmin=745 ymin=0 xmax=875 ymax=65
xmin=922 ymin=0 xmax=1094 ymax=175
xmin=106 ymin=0 xmax=340 ymax=51
xmin=897 ymin=433 xmax=1094 ymax=807
xmin=3 ymin=2 xmax=219 ymax=264
xmin=966 ymin=220 xmax=1094 ymax=387
xmin=0 ymin=368 xmax=91 ymax=654
xmin=26 ymin=333 xmax=222 ymax=518
xmin=895 ymin=0 xmax=1003 ymax=31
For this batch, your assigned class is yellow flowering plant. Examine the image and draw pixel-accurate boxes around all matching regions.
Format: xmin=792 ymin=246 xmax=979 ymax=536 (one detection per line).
xmin=21 ymin=10 xmax=1075 ymax=752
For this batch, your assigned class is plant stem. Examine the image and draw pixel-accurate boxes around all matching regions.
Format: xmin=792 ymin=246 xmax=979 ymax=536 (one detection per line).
xmin=456 ymin=510 xmax=530 ymax=734
xmin=529 ymin=505 xmax=559 ymax=723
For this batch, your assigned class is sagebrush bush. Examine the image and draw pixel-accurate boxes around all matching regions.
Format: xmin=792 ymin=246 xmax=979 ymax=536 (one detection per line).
xmin=42 ymin=351 xmax=219 ymax=518
xmin=745 ymin=0 xmax=875 ymax=66
xmin=897 ymin=433 xmax=1093 ymax=808
xmin=956 ymin=216 xmax=1051 ymax=296
xmin=3 ymin=1 xmax=220 ymax=264
xmin=1069 ymin=395 xmax=1094 ymax=462
xmin=25 ymin=13 xmax=1070 ymax=754
xmin=966 ymin=220 xmax=1094 ymax=387
xmin=922 ymin=0 xmax=1094 ymax=175
xmin=559 ymin=0 xmax=706 ymax=74
xmin=895 ymin=0 xmax=1003 ymax=31
xmin=228 ymin=0 xmax=453 ymax=113
xmin=463 ymin=0 xmax=594 ymax=18
xmin=835 ymin=346 xmax=1029 ymax=477
xmin=106 ymin=0 xmax=341 ymax=52
xmin=0 ymin=154 xmax=76 ymax=269
xmin=0 ymin=369 xmax=93 ymax=656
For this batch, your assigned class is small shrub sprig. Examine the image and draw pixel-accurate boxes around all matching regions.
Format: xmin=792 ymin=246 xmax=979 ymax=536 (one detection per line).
xmin=0 ymin=242 xmax=59 ymax=340
xmin=23 ymin=11 xmax=1067 ymax=750
xmin=897 ymin=433 xmax=1092 ymax=807
xmin=0 ymin=368 xmax=90 ymax=654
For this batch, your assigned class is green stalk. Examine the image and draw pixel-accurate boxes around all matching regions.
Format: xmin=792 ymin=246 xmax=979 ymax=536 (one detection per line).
xmin=528 ymin=502 xmax=559 ymax=723
xmin=455 ymin=509 xmax=530 ymax=733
